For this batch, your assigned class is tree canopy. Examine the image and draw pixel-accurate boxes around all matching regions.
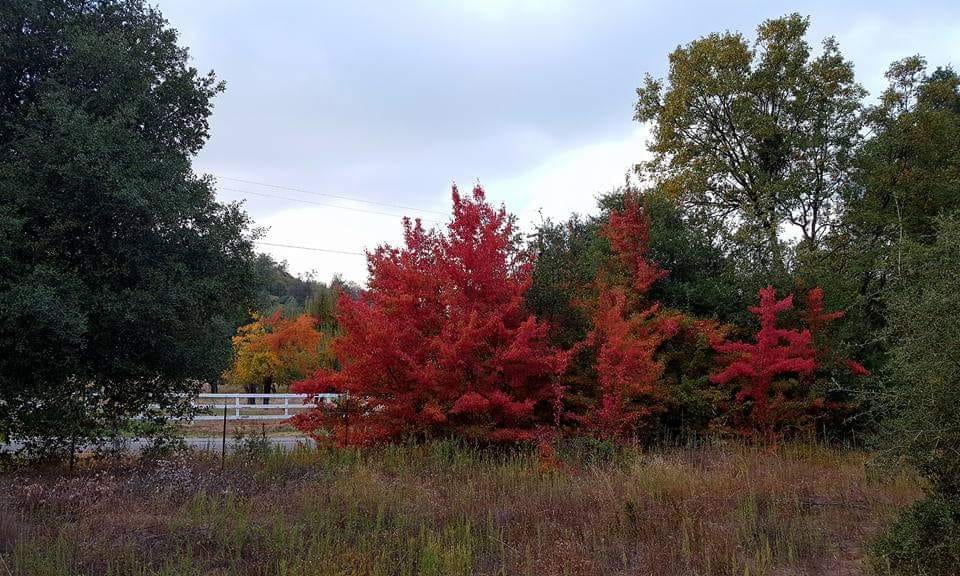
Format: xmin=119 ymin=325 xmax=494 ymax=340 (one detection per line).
xmin=635 ymin=13 xmax=865 ymax=273
xmin=0 ymin=0 xmax=259 ymax=447
xmin=223 ymin=311 xmax=327 ymax=401
xmin=293 ymin=186 xmax=571 ymax=445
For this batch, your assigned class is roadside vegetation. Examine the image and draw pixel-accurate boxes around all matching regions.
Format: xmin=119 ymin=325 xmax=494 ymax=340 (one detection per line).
xmin=1 ymin=440 xmax=920 ymax=576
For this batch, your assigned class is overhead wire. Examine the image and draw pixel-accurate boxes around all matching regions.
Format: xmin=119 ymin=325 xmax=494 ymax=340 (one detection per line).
xmin=216 ymin=178 xmax=448 ymax=259
xmin=253 ymin=241 xmax=366 ymax=256
xmin=217 ymin=175 xmax=447 ymax=216
xmin=218 ymin=186 xmax=445 ymax=225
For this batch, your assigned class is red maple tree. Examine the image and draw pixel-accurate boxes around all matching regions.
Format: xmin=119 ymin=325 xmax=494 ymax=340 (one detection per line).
xmin=804 ymin=287 xmax=870 ymax=377
xmin=576 ymin=194 xmax=682 ymax=439
xmin=603 ymin=194 xmax=670 ymax=293
xmin=291 ymin=185 xmax=570 ymax=445
xmin=710 ymin=286 xmax=817 ymax=436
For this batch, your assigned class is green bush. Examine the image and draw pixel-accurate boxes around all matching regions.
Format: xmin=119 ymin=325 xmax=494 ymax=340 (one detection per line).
xmin=871 ymin=496 xmax=960 ymax=575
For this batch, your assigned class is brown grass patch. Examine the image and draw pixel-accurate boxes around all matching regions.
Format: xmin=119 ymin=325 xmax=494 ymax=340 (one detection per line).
xmin=0 ymin=441 xmax=920 ymax=575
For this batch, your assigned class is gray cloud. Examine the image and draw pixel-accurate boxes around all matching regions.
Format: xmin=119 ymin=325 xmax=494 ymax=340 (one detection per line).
xmin=154 ymin=0 xmax=960 ymax=281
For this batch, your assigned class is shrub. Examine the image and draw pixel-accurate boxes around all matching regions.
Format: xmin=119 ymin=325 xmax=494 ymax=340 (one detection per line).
xmin=871 ymin=496 xmax=960 ymax=575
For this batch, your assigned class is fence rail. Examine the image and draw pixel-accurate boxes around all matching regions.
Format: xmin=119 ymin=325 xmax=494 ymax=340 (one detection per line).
xmin=187 ymin=393 xmax=338 ymax=421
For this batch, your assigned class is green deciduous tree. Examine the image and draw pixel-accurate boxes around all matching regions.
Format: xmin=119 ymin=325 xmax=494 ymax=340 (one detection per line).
xmin=635 ymin=13 xmax=865 ymax=274
xmin=0 ymin=0 xmax=259 ymax=452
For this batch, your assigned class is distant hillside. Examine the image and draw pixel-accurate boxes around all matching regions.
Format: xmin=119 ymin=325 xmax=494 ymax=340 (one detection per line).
xmin=254 ymin=254 xmax=359 ymax=325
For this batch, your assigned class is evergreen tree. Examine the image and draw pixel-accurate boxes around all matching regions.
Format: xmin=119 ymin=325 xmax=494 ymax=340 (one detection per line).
xmin=0 ymin=0 xmax=258 ymax=450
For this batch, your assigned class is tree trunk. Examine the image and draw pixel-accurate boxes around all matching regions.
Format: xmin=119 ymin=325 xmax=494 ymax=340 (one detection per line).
xmin=262 ymin=375 xmax=273 ymax=405
xmin=766 ymin=219 xmax=787 ymax=279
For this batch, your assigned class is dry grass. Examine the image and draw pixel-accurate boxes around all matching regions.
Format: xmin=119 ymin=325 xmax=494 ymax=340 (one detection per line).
xmin=0 ymin=440 xmax=919 ymax=576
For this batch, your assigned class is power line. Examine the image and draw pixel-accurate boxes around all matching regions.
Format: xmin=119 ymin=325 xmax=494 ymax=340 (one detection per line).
xmin=218 ymin=175 xmax=448 ymax=216
xmin=219 ymin=186 xmax=444 ymax=224
xmin=254 ymin=241 xmax=366 ymax=256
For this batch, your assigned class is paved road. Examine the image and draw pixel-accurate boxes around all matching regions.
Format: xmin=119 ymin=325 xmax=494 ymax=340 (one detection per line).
xmin=179 ymin=436 xmax=315 ymax=452
xmin=1 ymin=436 xmax=315 ymax=455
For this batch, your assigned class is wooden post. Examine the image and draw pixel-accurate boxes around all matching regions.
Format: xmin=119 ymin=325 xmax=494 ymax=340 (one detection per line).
xmin=221 ymin=403 xmax=227 ymax=470
xmin=69 ymin=431 xmax=76 ymax=472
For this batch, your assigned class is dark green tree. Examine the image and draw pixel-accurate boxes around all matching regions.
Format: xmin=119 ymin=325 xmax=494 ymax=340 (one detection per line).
xmin=0 ymin=0 xmax=259 ymax=452
xmin=527 ymin=186 xmax=744 ymax=337
xmin=599 ymin=188 xmax=745 ymax=324
xmin=635 ymin=13 xmax=865 ymax=274
xmin=800 ymin=58 xmax=960 ymax=368
xmin=526 ymin=212 xmax=606 ymax=349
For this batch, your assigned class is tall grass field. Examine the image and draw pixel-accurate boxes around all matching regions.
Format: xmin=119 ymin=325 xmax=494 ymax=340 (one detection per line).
xmin=1 ymin=440 xmax=919 ymax=576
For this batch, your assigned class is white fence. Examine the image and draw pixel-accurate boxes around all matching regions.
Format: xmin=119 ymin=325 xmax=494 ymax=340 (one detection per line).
xmin=188 ymin=393 xmax=338 ymax=421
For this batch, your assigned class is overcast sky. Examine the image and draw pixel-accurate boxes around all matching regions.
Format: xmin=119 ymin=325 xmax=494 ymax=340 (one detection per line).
xmin=154 ymin=0 xmax=960 ymax=284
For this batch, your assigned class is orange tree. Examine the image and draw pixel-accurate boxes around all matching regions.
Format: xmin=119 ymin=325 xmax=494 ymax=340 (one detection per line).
xmin=224 ymin=311 xmax=325 ymax=403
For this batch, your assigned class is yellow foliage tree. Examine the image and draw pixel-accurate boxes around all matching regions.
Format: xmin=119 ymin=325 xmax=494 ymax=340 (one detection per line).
xmin=224 ymin=310 xmax=326 ymax=403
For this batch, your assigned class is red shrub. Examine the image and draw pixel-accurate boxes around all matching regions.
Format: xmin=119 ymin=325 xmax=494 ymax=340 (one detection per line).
xmin=576 ymin=194 xmax=682 ymax=440
xmin=710 ymin=286 xmax=817 ymax=437
xmin=291 ymin=186 xmax=570 ymax=445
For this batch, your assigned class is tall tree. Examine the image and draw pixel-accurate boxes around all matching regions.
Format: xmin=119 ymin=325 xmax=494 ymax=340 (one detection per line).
xmin=635 ymin=13 xmax=865 ymax=273
xmin=293 ymin=186 xmax=570 ymax=446
xmin=578 ymin=195 xmax=681 ymax=439
xmin=801 ymin=59 xmax=960 ymax=366
xmin=0 ymin=0 xmax=258 ymax=449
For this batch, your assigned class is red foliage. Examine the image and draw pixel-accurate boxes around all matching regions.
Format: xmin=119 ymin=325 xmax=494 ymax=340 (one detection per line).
xmin=577 ymin=194 xmax=681 ymax=440
xmin=804 ymin=287 xmax=871 ymax=377
xmin=291 ymin=185 xmax=571 ymax=445
xmin=604 ymin=194 xmax=669 ymax=293
xmin=804 ymin=287 xmax=844 ymax=338
xmin=581 ymin=287 xmax=681 ymax=439
xmin=710 ymin=286 xmax=817 ymax=435
xmin=845 ymin=359 xmax=871 ymax=377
